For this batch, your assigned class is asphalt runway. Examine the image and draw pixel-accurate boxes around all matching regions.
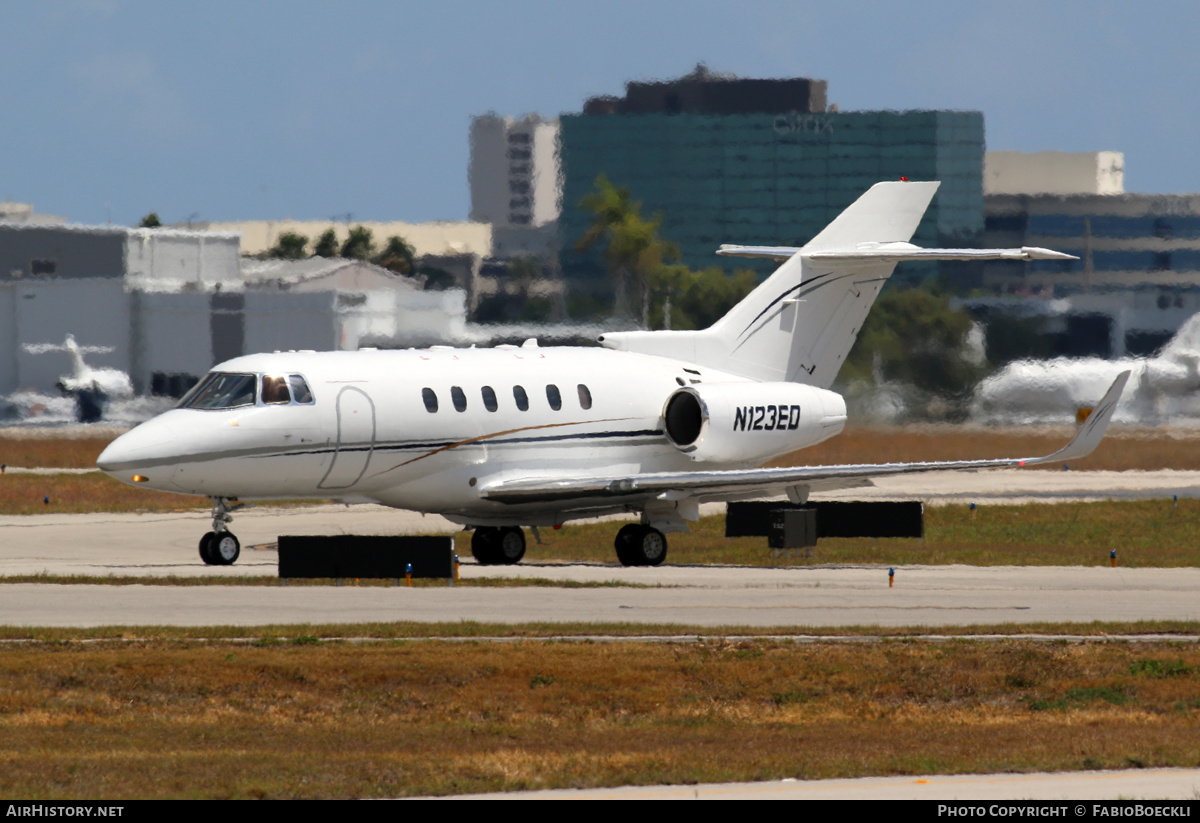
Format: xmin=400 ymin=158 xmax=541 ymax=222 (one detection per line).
xmin=4 ymin=563 xmax=1199 ymax=628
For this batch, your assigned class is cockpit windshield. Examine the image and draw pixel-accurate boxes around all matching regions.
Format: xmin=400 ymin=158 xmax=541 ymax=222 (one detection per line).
xmin=180 ymin=373 xmax=257 ymax=410
xmin=177 ymin=372 xmax=316 ymax=410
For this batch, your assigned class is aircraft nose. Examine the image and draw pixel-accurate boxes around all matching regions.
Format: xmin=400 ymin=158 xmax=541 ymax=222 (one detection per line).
xmin=96 ymin=414 xmax=184 ymax=475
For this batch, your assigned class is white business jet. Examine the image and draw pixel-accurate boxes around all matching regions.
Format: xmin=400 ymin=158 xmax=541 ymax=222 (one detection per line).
xmin=97 ymin=181 xmax=1129 ymax=567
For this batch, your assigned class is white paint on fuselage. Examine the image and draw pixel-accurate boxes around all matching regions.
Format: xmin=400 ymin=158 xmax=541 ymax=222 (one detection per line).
xmin=98 ymin=346 xmax=754 ymax=522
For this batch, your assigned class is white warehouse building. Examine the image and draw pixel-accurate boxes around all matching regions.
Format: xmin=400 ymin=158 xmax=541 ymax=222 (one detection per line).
xmin=0 ymin=222 xmax=466 ymax=397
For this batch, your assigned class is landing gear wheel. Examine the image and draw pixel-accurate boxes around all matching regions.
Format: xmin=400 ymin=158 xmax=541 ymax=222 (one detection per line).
xmin=471 ymin=527 xmax=500 ymax=565
xmin=211 ymin=531 xmax=240 ymax=565
xmin=497 ymin=527 xmax=526 ymax=565
xmin=614 ymin=524 xmax=668 ymax=567
xmin=199 ymin=531 xmax=218 ymax=565
xmin=637 ymin=526 xmax=667 ymax=566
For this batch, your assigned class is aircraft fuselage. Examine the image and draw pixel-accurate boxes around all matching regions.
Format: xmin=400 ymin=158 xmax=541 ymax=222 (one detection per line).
xmin=97 ymin=345 xmax=846 ymax=526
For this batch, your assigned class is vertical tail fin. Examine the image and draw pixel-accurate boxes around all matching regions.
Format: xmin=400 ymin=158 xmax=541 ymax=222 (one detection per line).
xmin=599 ymin=181 xmax=940 ymax=387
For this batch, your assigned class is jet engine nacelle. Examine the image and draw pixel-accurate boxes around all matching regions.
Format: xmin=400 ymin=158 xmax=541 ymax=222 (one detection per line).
xmin=662 ymin=382 xmax=847 ymax=464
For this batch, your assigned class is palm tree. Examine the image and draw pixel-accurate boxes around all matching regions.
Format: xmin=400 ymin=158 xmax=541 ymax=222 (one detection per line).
xmin=576 ymin=175 xmax=677 ymax=323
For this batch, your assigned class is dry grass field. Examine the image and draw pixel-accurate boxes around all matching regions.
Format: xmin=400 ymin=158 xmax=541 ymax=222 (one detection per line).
xmin=0 ymin=432 xmax=117 ymax=469
xmin=0 ymin=473 xmax=203 ymax=514
xmin=1 ymin=638 xmax=1198 ymax=798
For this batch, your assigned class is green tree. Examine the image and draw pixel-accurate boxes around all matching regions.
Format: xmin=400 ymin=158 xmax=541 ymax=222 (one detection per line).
xmin=845 ymin=286 xmax=986 ymax=409
xmin=269 ymin=232 xmax=308 ymax=260
xmin=340 ymin=225 xmax=374 ymax=260
xmin=313 ymin=228 xmax=339 ymax=258
xmin=576 ymin=175 xmax=678 ymax=324
xmin=662 ymin=266 xmax=758 ymax=330
xmin=375 ymin=235 xmax=415 ymax=275
xmin=139 ymin=212 xmax=161 ymax=228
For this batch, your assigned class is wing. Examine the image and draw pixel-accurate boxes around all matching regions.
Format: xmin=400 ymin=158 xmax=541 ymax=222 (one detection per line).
xmin=480 ymin=371 xmax=1130 ymax=506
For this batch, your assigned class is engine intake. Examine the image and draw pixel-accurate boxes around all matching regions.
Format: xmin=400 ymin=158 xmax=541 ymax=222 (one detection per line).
xmin=663 ymin=382 xmax=846 ymax=464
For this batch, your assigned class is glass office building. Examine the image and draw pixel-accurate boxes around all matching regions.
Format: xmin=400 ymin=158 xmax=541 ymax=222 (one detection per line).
xmin=559 ymin=109 xmax=985 ymax=284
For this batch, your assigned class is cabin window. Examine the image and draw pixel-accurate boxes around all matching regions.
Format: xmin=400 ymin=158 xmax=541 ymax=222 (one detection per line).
xmin=287 ymin=374 xmax=314 ymax=404
xmin=261 ymin=375 xmax=291 ymax=405
xmin=181 ymin=372 xmax=257 ymax=410
xmin=451 ymin=386 xmax=467 ymax=412
xmin=513 ymin=385 xmax=529 ymax=411
xmin=422 ymin=388 xmax=438 ymax=413
xmin=481 ymin=385 xmax=498 ymax=412
xmin=546 ymin=384 xmax=562 ymax=411
xmin=577 ymin=384 xmax=592 ymax=410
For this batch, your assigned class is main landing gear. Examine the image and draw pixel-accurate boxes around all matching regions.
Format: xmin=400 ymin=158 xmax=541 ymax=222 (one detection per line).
xmin=199 ymin=497 xmax=242 ymax=566
xmin=471 ymin=526 xmax=526 ymax=565
xmin=615 ymin=524 xmax=668 ymax=567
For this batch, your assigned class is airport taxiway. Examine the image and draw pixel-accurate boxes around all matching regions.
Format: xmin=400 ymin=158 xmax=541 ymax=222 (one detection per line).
xmin=2 ymin=469 xmax=1199 ymax=628
xmin=3 ymin=562 xmax=1199 ymax=628
xmin=4 ymin=467 xmax=1200 ymax=578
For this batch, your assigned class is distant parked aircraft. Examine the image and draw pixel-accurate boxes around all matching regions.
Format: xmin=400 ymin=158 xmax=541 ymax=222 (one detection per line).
xmin=974 ymin=313 xmax=1200 ymax=424
xmin=22 ymin=335 xmax=134 ymax=423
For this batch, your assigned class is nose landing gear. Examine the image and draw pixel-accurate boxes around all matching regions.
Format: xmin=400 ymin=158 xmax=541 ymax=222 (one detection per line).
xmin=199 ymin=497 xmax=243 ymax=565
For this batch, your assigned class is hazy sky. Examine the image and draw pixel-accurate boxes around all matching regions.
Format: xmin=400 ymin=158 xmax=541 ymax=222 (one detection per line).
xmin=2 ymin=0 xmax=1194 ymax=226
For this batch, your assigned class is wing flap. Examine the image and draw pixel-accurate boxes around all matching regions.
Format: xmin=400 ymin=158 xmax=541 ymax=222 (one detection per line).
xmin=480 ymin=371 xmax=1129 ymax=505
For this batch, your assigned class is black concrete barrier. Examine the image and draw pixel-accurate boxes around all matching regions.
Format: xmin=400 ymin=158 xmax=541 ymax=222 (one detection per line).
xmin=727 ymin=501 xmax=924 ymax=541
xmin=277 ymin=535 xmax=456 ymax=580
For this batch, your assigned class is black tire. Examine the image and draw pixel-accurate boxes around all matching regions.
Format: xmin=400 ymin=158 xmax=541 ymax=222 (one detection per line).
xmin=211 ymin=531 xmax=240 ymax=565
xmin=471 ymin=527 xmax=500 ymax=565
xmin=199 ymin=532 xmax=218 ymax=565
xmin=497 ymin=527 xmax=526 ymax=565
xmin=614 ymin=524 xmax=643 ymax=567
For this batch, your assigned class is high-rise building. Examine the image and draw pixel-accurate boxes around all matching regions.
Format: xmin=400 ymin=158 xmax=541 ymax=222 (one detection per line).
xmin=557 ymin=69 xmax=985 ymax=284
xmin=469 ymin=114 xmax=561 ymax=229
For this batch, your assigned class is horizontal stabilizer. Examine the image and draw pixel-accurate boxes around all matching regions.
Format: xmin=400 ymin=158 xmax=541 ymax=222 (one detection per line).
xmin=716 ymin=243 xmax=1078 ymax=262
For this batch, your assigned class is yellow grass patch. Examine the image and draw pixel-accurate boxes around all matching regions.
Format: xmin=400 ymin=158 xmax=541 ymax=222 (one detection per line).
xmin=0 ymin=639 xmax=1197 ymax=797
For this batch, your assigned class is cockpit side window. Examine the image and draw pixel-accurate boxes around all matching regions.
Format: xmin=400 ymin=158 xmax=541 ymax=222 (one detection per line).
xmin=288 ymin=374 xmax=315 ymax=404
xmin=261 ymin=375 xmax=291 ymax=405
xmin=182 ymin=372 xmax=257 ymax=410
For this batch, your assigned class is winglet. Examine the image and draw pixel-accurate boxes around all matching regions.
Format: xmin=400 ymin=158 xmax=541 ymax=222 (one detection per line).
xmin=1026 ymin=370 xmax=1130 ymax=465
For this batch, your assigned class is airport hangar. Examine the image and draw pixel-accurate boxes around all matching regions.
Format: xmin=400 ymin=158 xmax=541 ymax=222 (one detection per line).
xmin=0 ymin=221 xmax=470 ymax=400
